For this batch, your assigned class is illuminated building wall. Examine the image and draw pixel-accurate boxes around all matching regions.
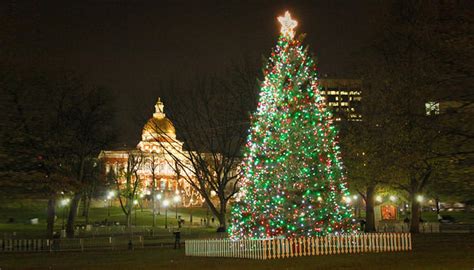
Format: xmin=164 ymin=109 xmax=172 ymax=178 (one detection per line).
xmin=319 ymin=78 xmax=362 ymax=121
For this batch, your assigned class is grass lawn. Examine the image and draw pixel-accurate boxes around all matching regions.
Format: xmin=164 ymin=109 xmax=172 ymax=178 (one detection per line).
xmin=0 ymin=199 xmax=216 ymax=238
xmin=1 ymin=234 xmax=473 ymax=270
xmin=2 ymin=199 xmax=473 ymax=236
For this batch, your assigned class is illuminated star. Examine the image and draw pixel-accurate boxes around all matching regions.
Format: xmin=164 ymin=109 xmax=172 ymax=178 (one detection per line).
xmin=277 ymin=11 xmax=298 ymax=38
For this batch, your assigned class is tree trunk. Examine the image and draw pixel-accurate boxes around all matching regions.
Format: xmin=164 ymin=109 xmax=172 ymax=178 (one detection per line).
xmin=126 ymin=200 xmax=133 ymax=228
xmin=365 ymin=185 xmax=376 ymax=232
xmin=81 ymin=193 xmax=88 ymax=216
xmin=435 ymin=197 xmax=440 ymax=215
xmin=126 ymin=212 xmax=132 ymax=227
xmin=46 ymin=196 xmax=56 ymax=239
xmin=410 ymin=193 xmax=421 ymax=233
xmin=84 ymin=195 xmax=91 ymax=224
xmin=217 ymin=200 xmax=227 ymax=231
xmin=66 ymin=192 xmax=82 ymax=238
xmin=152 ymin=193 xmax=156 ymax=227
xmin=66 ymin=157 xmax=86 ymax=238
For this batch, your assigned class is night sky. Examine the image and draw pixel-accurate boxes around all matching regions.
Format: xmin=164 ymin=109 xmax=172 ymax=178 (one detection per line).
xmin=1 ymin=1 xmax=387 ymax=145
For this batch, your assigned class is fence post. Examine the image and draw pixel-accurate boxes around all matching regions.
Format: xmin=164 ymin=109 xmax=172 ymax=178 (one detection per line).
xmin=403 ymin=233 xmax=407 ymax=250
xmin=391 ymin=233 xmax=395 ymax=252
xmin=358 ymin=234 xmax=362 ymax=253
xmin=396 ymin=233 xmax=401 ymax=251
xmin=262 ymin=240 xmax=267 ymax=260
xmin=238 ymin=239 xmax=241 ymax=259
xmin=353 ymin=234 xmax=358 ymax=253
xmin=408 ymin=233 xmax=412 ymax=250
xmin=307 ymin=237 xmax=311 ymax=256
xmin=298 ymin=237 xmax=302 ymax=257
xmin=313 ymin=237 xmax=318 ymax=255
xmin=364 ymin=234 xmax=368 ymax=253
xmin=253 ymin=239 xmax=257 ymax=259
xmin=225 ymin=239 xmax=228 ymax=258
xmin=247 ymin=239 xmax=253 ymax=259
xmin=232 ymin=239 xmax=235 ymax=258
xmin=370 ymin=234 xmax=374 ymax=252
xmin=377 ymin=233 xmax=381 ymax=253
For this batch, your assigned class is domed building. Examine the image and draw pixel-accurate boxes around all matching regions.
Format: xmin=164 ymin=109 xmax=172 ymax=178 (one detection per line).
xmin=99 ymin=98 xmax=202 ymax=207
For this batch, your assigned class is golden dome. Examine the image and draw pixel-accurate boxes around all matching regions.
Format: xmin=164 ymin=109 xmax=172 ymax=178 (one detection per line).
xmin=141 ymin=98 xmax=176 ymax=139
xmin=143 ymin=117 xmax=175 ymax=134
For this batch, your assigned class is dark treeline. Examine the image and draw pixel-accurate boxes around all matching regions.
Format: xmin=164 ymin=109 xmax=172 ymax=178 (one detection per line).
xmin=0 ymin=67 xmax=117 ymax=237
xmin=341 ymin=0 xmax=473 ymax=233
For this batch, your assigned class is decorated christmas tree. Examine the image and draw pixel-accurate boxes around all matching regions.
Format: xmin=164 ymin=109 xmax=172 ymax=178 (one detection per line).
xmin=229 ymin=11 xmax=355 ymax=239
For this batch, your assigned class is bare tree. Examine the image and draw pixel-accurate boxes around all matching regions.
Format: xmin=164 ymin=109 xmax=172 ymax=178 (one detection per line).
xmin=145 ymin=152 xmax=162 ymax=227
xmin=108 ymin=150 xmax=144 ymax=227
xmin=64 ymin=83 xmax=116 ymax=238
xmin=348 ymin=0 xmax=473 ymax=233
xmin=0 ymin=70 xmax=89 ymax=238
xmin=145 ymin=75 xmax=254 ymax=231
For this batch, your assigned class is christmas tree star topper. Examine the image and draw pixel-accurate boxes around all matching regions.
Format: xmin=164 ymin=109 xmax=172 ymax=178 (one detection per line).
xmin=278 ymin=11 xmax=298 ymax=38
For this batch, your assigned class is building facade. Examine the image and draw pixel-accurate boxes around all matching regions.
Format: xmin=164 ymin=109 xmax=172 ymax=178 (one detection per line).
xmin=319 ymin=78 xmax=362 ymax=121
xmin=99 ymin=98 xmax=202 ymax=207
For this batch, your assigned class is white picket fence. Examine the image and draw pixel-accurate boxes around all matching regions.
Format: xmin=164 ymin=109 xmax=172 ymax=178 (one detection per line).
xmin=185 ymin=233 xmax=412 ymax=259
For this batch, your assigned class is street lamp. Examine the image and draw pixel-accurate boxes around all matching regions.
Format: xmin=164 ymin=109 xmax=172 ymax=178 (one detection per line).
xmin=416 ymin=195 xmax=424 ymax=218
xmin=133 ymin=199 xmax=139 ymax=226
xmin=60 ymin=198 xmax=70 ymax=229
xmin=156 ymin=193 xmax=162 ymax=215
xmin=375 ymin=195 xmax=383 ymax=203
xmin=106 ymin=190 xmax=115 ymax=217
xmin=343 ymin=196 xmax=352 ymax=204
xmin=163 ymin=199 xmax=170 ymax=229
xmin=389 ymin=195 xmax=397 ymax=202
xmin=173 ymin=195 xmax=180 ymax=219
xmin=416 ymin=195 xmax=424 ymax=203
xmin=352 ymin=195 xmax=360 ymax=217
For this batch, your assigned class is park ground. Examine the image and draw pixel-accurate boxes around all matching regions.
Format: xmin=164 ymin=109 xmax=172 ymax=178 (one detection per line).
xmin=1 ymin=200 xmax=473 ymax=269
xmin=0 ymin=234 xmax=473 ymax=270
xmin=1 ymin=199 xmax=474 ymax=238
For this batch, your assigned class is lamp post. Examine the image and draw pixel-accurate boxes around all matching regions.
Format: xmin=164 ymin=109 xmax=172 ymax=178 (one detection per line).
xmin=156 ymin=193 xmax=162 ymax=215
xmin=173 ymin=195 xmax=180 ymax=219
xmin=375 ymin=195 xmax=383 ymax=203
xmin=417 ymin=195 xmax=424 ymax=220
xmin=107 ymin=191 xmax=115 ymax=217
xmin=163 ymin=199 xmax=170 ymax=229
xmin=133 ymin=199 xmax=139 ymax=226
xmin=60 ymin=198 xmax=70 ymax=230
xmin=352 ymin=195 xmax=359 ymax=217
